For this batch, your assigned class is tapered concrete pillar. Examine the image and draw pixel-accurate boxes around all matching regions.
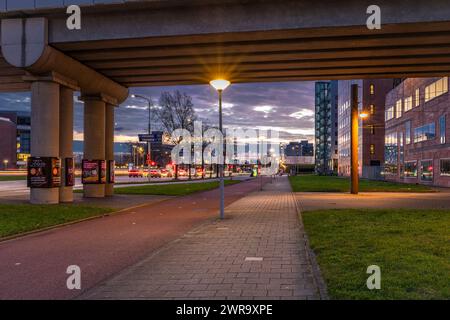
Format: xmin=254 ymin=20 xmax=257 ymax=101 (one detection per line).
xmin=30 ymin=81 xmax=60 ymax=204
xmin=59 ymin=87 xmax=74 ymax=202
xmin=83 ymin=97 xmax=106 ymax=198
xmin=105 ymin=104 xmax=115 ymax=196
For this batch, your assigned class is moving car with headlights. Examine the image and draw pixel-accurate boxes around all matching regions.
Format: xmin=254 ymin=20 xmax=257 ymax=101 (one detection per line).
xmin=128 ymin=168 xmax=143 ymax=178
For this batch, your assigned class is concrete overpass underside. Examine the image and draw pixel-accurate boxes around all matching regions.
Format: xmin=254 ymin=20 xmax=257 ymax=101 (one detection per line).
xmin=3 ymin=21 xmax=450 ymax=90
xmin=3 ymin=0 xmax=450 ymax=90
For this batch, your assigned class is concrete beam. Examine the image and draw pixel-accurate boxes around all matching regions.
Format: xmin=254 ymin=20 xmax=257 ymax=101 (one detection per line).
xmin=1 ymin=17 xmax=128 ymax=102
xmin=32 ymin=0 xmax=450 ymax=44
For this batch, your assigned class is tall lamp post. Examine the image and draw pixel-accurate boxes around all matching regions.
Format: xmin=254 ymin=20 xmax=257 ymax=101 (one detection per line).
xmin=3 ymin=159 xmax=8 ymax=170
xmin=132 ymin=94 xmax=153 ymax=179
xmin=210 ymin=79 xmax=231 ymax=220
xmin=350 ymin=84 xmax=369 ymax=194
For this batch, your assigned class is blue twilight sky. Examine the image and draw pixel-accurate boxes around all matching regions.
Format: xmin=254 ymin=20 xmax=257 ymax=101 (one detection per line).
xmin=0 ymin=81 xmax=316 ymax=143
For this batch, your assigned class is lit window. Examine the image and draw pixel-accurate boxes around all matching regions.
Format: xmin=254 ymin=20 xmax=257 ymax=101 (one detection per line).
xmin=414 ymin=123 xmax=436 ymax=143
xmin=425 ymin=77 xmax=448 ymax=102
xmin=420 ymin=160 xmax=433 ymax=181
xmin=404 ymin=161 xmax=418 ymax=178
xmin=440 ymin=115 xmax=446 ymax=144
xmin=370 ymin=104 xmax=375 ymax=115
xmin=415 ymin=88 xmax=420 ymax=107
xmin=370 ymin=84 xmax=375 ymax=95
xmin=440 ymin=159 xmax=450 ymax=176
xmin=386 ymin=106 xmax=395 ymax=121
xmin=396 ymin=99 xmax=402 ymax=118
xmin=404 ymin=96 xmax=413 ymax=112
xmin=370 ymin=144 xmax=375 ymax=155
xmin=405 ymin=121 xmax=411 ymax=144
xmin=368 ymin=125 xmax=375 ymax=135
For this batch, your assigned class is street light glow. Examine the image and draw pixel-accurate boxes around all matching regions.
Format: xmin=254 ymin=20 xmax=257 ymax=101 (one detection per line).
xmin=359 ymin=111 xmax=369 ymax=119
xmin=210 ymin=79 xmax=231 ymax=91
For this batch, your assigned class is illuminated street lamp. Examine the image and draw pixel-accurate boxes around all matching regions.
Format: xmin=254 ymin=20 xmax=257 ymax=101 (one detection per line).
xmin=210 ymin=79 xmax=231 ymax=220
xmin=3 ymin=159 xmax=8 ymax=170
xmin=350 ymin=84 xmax=370 ymax=194
xmin=359 ymin=110 xmax=369 ymax=119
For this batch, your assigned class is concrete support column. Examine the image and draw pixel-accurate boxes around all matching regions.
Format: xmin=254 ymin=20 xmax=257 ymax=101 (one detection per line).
xmin=83 ymin=96 xmax=106 ymax=198
xmin=59 ymin=87 xmax=74 ymax=202
xmin=105 ymin=104 xmax=115 ymax=196
xmin=30 ymin=81 xmax=60 ymax=204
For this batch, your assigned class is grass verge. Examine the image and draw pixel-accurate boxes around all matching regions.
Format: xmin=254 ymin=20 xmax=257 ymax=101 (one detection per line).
xmin=289 ymin=175 xmax=434 ymax=192
xmin=0 ymin=204 xmax=113 ymax=238
xmin=113 ymin=180 xmax=241 ymax=196
xmin=302 ymin=208 xmax=450 ymax=299
xmin=0 ymin=175 xmax=27 ymax=182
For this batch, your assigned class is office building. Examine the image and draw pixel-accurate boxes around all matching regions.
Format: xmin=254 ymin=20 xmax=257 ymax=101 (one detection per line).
xmin=384 ymin=77 xmax=450 ymax=187
xmin=337 ymin=79 xmax=396 ymax=179
xmin=315 ymin=81 xmax=338 ymax=174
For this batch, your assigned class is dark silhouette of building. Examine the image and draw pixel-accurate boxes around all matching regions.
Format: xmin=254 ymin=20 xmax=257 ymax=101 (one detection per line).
xmin=0 ymin=111 xmax=31 ymax=168
xmin=285 ymin=141 xmax=313 ymax=157
xmin=0 ymin=116 xmax=17 ymax=169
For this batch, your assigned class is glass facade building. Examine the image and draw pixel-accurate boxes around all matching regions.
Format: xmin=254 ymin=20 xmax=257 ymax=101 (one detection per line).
xmin=314 ymin=81 xmax=338 ymax=174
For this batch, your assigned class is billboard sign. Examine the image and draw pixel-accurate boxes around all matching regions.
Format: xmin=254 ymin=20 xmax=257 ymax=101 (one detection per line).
xmin=27 ymin=157 xmax=61 ymax=188
xmin=82 ymin=159 xmax=106 ymax=184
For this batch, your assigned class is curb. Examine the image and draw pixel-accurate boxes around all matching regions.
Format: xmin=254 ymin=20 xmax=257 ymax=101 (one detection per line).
xmin=291 ymin=192 xmax=330 ymax=300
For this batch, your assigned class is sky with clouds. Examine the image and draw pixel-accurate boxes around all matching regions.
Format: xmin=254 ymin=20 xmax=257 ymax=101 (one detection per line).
xmin=0 ymin=81 xmax=315 ymax=144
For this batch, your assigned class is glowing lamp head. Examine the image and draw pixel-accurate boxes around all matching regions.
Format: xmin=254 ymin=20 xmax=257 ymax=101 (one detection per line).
xmin=359 ymin=111 xmax=369 ymax=119
xmin=210 ymin=79 xmax=231 ymax=92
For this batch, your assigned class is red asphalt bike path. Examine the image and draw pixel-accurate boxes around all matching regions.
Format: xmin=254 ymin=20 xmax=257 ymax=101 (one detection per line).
xmin=0 ymin=178 xmax=267 ymax=299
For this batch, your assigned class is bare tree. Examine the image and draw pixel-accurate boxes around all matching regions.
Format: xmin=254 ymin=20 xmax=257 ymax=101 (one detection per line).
xmin=156 ymin=90 xmax=197 ymax=139
xmin=155 ymin=90 xmax=197 ymax=179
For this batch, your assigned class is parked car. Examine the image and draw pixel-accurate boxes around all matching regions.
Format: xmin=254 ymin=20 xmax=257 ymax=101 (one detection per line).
xmin=178 ymin=169 xmax=187 ymax=176
xmin=128 ymin=168 xmax=143 ymax=178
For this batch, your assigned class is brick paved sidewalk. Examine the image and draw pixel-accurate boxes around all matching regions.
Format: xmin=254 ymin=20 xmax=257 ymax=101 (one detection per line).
xmin=82 ymin=176 xmax=322 ymax=300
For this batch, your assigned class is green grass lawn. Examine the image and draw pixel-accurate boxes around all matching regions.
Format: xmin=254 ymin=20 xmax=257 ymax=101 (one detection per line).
xmin=0 ymin=204 xmax=113 ymax=238
xmin=289 ymin=175 xmax=434 ymax=192
xmin=302 ymin=208 xmax=450 ymax=299
xmin=113 ymin=180 xmax=241 ymax=196
xmin=0 ymin=175 xmax=27 ymax=182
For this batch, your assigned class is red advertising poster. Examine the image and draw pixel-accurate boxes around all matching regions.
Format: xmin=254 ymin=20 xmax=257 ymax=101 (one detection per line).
xmin=108 ymin=160 xmax=115 ymax=184
xmin=27 ymin=157 xmax=61 ymax=188
xmin=82 ymin=160 xmax=99 ymax=184
xmin=51 ymin=158 xmax=61 ymax=187
xmin=82 ymin=160 xmax=106 ymax=184
xmin=65 ymin=158 xmax=75 ymax=187
xmin=100 ymin=160 xmax=106 ymax=184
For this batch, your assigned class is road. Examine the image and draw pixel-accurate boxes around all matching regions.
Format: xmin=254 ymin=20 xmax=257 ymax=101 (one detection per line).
xmin=0 ymin=175 xmax=250 ymax=199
